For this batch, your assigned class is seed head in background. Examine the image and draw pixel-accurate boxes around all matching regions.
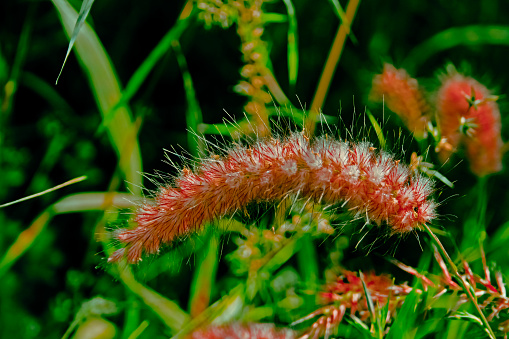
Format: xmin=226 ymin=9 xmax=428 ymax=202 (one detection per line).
xmin=184 ymin=323 xmax=295 ymax=339
xmin=435 ymin=67 xmax=503 ymax=177
xmin=370 ymin=63 xmax=431 ymax=139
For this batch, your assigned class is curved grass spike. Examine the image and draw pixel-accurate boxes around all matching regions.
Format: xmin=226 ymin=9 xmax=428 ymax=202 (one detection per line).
xmin=52 ymin=0 xmax=143 ymax=194
xmin=109 ymin=132 xmax=437 ymax=264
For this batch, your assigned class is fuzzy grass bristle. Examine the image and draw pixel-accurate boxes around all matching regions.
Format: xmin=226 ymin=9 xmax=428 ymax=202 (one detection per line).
xmin=370 ymin=63 xmax=431 ymax=139
xmin=109 ymin=132 xmax=437 ymax=264
xmin=435 ymin=68 xmax=503 ymax=176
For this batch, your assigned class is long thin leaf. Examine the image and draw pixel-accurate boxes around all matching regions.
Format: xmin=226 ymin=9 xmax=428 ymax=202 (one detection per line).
xmin=188 ymin=229 xmax=219 ymax=317
xmin=327 ymin=0 xmax=357 ymax=43
xmin=0 ymin=175 xmax=87 ymax=208
xmin=404 ymin=26 xmax=509 ymax=72
xmin=104 ymin=1 xmax=193 ymax=121
xmin=52 ymin=0 xmax=143 ymax=194
xmin=172 ymin=40 xmax=205 ymax=156
xmin=306 ymin=0 xmax=361 ymax=135
xmin=55 ymin=0 xmax=95 ymax=84
xmin=282 ymin=0 xmax=299 ymax=88
xmin=0 ymin=192 xmax=136 ymax=277
xmin=119 ymin=268 xmax=190 ymax=333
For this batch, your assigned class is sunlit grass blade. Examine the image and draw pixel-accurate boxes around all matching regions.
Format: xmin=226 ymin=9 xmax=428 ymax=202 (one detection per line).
xmin=404 ymin=26 xmax=509 ymax=72
xmin=172 ymin=40 xmax=204 ymax=156
xmin=386 ymin=287 xmax=419 ymax=339
xmin=0 ymin=209 xmax=52 ymax=278
xmin=359 ymin=271 xmax=376 ymax=321
xmin=126 ymin=320 xmax=149 ymax=339
xmin=188 ymin=229 xmax=219 ymax=317
xmin=282 ymin=0 xmax=299 ymax=90
xmin=0 ymin=192 xmax=136 ymax=277
xmin=55 ymin=0 xmax=95 ymax=84
xmin=118 ymin=268 xmax=190 ymax=334
xmin=366 ymin=109 xmax=386 ymax=149
xmin=296 ymin=234 xmax=318 ymax=313
xmin=262 ymin=13 xmax=287 ymax=23
xmin=175 ymin=285 xmax=244 ymax=338
xmin=306 ymin=0 xmax=360 ymax=135
xmin=122 ymin=294 xmax=141 ymax=339
xmin=51 ymin=0 xmax=143 ymax=194
xmin=0 ymin=175 xmax=87 ymax=208
xmin=327 ymin=0 xmax=358 ymax=44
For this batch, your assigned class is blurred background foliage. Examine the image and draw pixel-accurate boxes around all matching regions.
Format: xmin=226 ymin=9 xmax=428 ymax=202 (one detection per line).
xmin=1 ymin=0 xmax=509 ymax=338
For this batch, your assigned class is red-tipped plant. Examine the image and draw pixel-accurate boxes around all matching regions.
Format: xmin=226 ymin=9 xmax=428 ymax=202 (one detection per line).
xmin=185 ymin=323 xmax=296 ymax=339
xmin=370 ymin=63 xmax=431 ymax=139
xmin=435 ymin=68 xmax=503 ymax=176
xmin=109 ymin=133 xmax=437 ymax=263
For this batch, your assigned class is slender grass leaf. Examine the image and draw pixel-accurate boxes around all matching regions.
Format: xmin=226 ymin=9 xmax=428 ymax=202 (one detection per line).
xmin=307 ymin=0 xmax=360 ymax=134
xmin=387 ymin=286 xmax=420 ymax=339
xmin=282 ymin=0 xmax=299 ymax=88
xmin=0 ymin=191 xmax=136 ymax=277
xmin=0 ymin=175 xmax=87 ymax=208
xmin=327 ymin=0 xmax=358 ymax=44
xmin=449 ymin=311 xmax=483 ymax=327
xmin=55 ymin=0 xmax=95 ymax=84
xmin=188 ymin=229 xmax=218 ymax=317
xmin=366 ymin=109 xmax=386 ymax=149
xmin=52 ymin=0 xmax=143 ymax=194
xmin=119 ymin=268 xmax=190 ymax=334
xmin=127 ymin=320 xmax=149 ymax=339
xmin=172 ymin=40 xmax=204 ymax=156
xmin=296 ymin=235 xmax=318 ymax=313
xmin=359 ymin=271 xmax=376 ymax=321
xmin=262 ymin=13 xmax=288 ymax=23
xmin=122 ymin=295 xmax=141 ymax=339
xmin=105 ymin=2 xmax=192 ymax=121
xmin=404 ymin=26 xmax=509 ymax=72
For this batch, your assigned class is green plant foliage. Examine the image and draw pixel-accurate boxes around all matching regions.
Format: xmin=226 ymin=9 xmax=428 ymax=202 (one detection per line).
xmin=2 ymin=0 xmax=509 ymax=338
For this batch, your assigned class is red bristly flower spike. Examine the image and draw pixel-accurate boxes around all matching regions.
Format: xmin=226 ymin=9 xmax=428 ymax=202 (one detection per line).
xmin=370 ymin=63 xmax=431 ymax=139
xmin=109 ymin=133 xmax=436 ymax=263
xmin=435 ymin=69 xmax=503 ymax=176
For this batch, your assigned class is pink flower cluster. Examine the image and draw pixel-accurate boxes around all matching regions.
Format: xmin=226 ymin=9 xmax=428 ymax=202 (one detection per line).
xmin=294 ymin=270 xmax=413 ymax=338
xmin=370 ymin=63 xmax=430 ymax=139
xmin=371 ymin=64 xmax=504 ymax=177
xmin=436 ymin=70 xmax=503 ymax=176
xmin=109 ymin=133 xmax=436 ymax=263
xmin=185 ymin=323 xmax=295 ymax=339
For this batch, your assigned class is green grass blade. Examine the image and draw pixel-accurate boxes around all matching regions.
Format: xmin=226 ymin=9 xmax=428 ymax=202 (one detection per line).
xmin=55 ymin=0 xmax=95 ymax=84
xmin=106 ymin=3 xmax=192 ymax=119
xmin=327 ymin=0 xmax=357 ymax=44
xmin=296 ymin=234 xmax=318 ymax=313
xmin=173 ymin=40 xmax=205 ymax=156
xmin=0 ymin=175 xmax=87 ymax=208
xmin=366 ymin=109 xmax=386 ymax=149
xmin=51 ymin=0 xmax=143 ymax=194
xmin=386 ymin=286 xmax=419 ymax=339
xmin=404 ymin=26 xmax=509 ymax=72
xmin=188 ymin=229 xmax=219 ymax=317
xmin=119 ymin=268 xmax=190 ymax=334
xmin=359 ymin=272 xmax=376 ymax=321
xmin=0 ymin=191 xmax=136 ymax=277
xmin=282 ymin=0 xmax=299 ymax=89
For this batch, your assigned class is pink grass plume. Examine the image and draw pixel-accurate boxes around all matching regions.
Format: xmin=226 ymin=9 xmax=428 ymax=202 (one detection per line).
xmin=109 ymin=133 xmax=437 ymax=264
xmin=370 ymin=63 xmax=431 ymax=139
xmin=435 ymin=68 xmax=503 ymax=176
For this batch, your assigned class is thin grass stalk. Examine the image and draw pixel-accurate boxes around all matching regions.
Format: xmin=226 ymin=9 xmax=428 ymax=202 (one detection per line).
xmin=305 ymin=0 xmax=360 ymax=136
xmin=422 ymin=223 xmax=496 ymax=339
